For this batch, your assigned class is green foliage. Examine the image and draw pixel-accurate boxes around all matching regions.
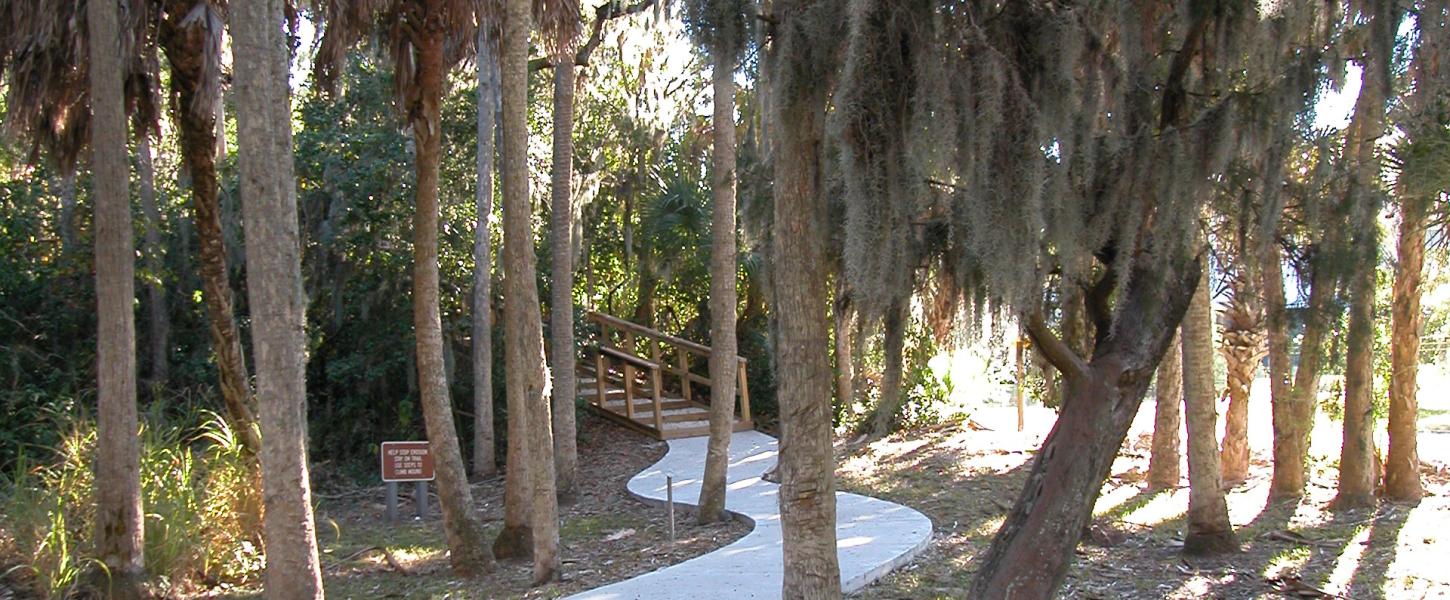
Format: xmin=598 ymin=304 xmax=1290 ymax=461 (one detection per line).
xmin=0 ymin=406 xmax=262 ymax=598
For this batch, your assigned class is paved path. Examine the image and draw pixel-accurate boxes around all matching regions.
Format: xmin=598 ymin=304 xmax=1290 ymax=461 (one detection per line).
xmin=564 ymin=430 xmax=932 ymax=600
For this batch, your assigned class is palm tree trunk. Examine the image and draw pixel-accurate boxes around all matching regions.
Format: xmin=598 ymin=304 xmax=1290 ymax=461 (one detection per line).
xmin=834 ymin=284 xmax=854 ymax=413
xmin=549 ymin=58 xmax=579 ymax=504
xmin=770 ymin=6 xmax=841 ymax=594
xmin=136 ymin=129 xmax=170 ymax=388
xmin=699 ymin=51 xmax=740 ymax=525
xmin=411 ymin=18 xmax=496 ymax=576
xmin=230 ymin=0 xmax=326 ymax=591
xmin=1269 ymin=254 xmax=1331 ymax=500
xmin=502 ymin=0 xmax=561 ymax=582
xmin=1147 ymin=330 xmax=1182 ymax=490
xmin=1182 ymin=267 xmax=1237 ymax=554
xmin=1386 ymin=195 xmax=1426 ymax=501
xmin=88 ymin=0 xmax=144 ymax=591
xmin=472 ymin=24 xmax=501 ymax=479
xmin=1219 ymin=270 xmax=1264 ymax=486
xmin=58 ymin=167 xmax=78 ymax=254
xmin=160 ymin=17 xmax=262 ymax=457
xmin=1335 ymin=256 xmax=1379 ymax=509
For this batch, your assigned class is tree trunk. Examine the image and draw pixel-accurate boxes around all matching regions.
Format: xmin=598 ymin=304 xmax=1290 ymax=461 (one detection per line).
xmin=699 ymin=52 xmax=740 ymax=525
xmin=58 ymin=167 xmax=78 ymax=254
xmin=833 ymin=283 xmax=854 ymax=413
xmin=231 ymin=1 xmax=326 ymax=592
xmin=88 ymin=0 xmax=144 ymax=592
xmin=136 ymin=129 xmax=170 ymax=389
xmin=549 ymin=58 xmax=579 ymax=504
xmin=1219 ymin=267 xmax=1265 ymax=486
xmin=770 ymin=8 xmax=841 ymax=595
xmin=502 ymin=0 xmax=561 ymax=582
xmin=472 ymin=24 xmax=501 ymax=479
xmin=1385 ymin=195 xmax=1426 ymax=501
xmin=1147 ymin=330 xmax=1182 ymax=490
xmin=1182 ymin=267 xmax=1238 ymax=554
xmin=1335 ymin=256 xmax=1379 ymax=509
xmin=968 ymin=259 xmax=1200 ymax=598
xmin=867 ymin=299 xmax=907 ymax=439
xmin=160 ymin=14 xmax=262 ymax=457
xmin=410 ymin=19 xmax=496 ymax=577
xmin=1270 ymin=261 xmax=1331 ymax=500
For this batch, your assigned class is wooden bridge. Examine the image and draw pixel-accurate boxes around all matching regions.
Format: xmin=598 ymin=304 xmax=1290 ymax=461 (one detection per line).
xmin=578 ymin=312 xmax=753 ymax=440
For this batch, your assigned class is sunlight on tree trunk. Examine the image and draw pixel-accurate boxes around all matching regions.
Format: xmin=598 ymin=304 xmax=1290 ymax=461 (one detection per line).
xmin=1182 ymin=266 xmax=1238 ymax=555
xmin=699 ymin=48 xmax=740 ymax=525
xmin=1386 ymin=193 xmax=1427 ymax=501
xmin=231 ymin=0 xmax=326 ymax=592
xmin=89 ymin=0 xmax=144 ymax=592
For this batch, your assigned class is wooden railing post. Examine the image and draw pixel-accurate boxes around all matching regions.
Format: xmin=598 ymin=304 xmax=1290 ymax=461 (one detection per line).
xmin=677 ymin=351 xmax=691 ymax=404
xmin=737 ymin=357 xmax=751 ymax=426
xmin=651 ymin=366 xmax=665 ymax=432
xmin=623 ymin=362 xmax=636 ymax=420
xmin=594 ymin=352 xmax=607 ymax=408
xmin=649 ymin=338 xmax=661 ymax=394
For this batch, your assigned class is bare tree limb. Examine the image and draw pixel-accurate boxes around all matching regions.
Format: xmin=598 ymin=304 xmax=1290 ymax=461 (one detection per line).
xmin=1025 ymin=311 xmax=1089 ymax=380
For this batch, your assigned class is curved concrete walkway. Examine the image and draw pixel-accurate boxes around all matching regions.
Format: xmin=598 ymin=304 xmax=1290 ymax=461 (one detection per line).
xmin=564 ymin=430 xmax=932 ymax=599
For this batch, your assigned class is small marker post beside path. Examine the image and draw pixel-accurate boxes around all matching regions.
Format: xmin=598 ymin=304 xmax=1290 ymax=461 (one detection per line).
xmin=381 ymin=441 xmax=435 ymax=523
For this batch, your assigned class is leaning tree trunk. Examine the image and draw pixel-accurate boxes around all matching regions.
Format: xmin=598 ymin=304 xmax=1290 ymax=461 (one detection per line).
xmin=502 ymin=0 xmax=561 ymax=582
xmin=699 ymin=51 xmax=740 ymax=525
xmin=472 ymin=24 xmax=501 ymax=479
xmin=136 ymin=129 xmax=170 ymax=389
xmin=1386 ymin=195 xmax=1427 ymax=501
xmin=1218 ymin=269 xmax=1265 ymax=486
xmin=1182 ymin=267 xmax=1238 ymax=554
xmin=231 ymin=0 xmax=326 ymax=592
xmin=88 ymin=0 xmax=145 ymax=593
xmin=410 ymin=23 xmax=496 ymax=577
xmin=549 ymin=57 xmax=579 ymax=504
xmin=159 ymin=10 xmax=262 ymax=457
xmin=770 ymin=5 xmax=841 ymax=595
xmin=867 ymin=298 xmax=908 ymax=439
xmin=967 ymin=257 xmax=1200 ymax=598
xmin=1147 ymin=330 xmax=1182 ymax=490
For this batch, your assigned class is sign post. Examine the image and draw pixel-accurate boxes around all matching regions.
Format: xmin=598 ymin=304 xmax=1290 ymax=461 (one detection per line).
xmin=381 ymin=441 xmax=435 ymax=523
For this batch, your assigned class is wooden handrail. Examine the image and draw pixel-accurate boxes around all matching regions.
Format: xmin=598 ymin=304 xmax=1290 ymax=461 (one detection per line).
xmin=588 ymin=312 xmax=745 ymax=361
xmin=600 ymin=345 xmax=660 ymax=371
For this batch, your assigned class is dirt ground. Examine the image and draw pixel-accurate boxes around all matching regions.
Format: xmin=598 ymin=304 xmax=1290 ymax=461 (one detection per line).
xmin=199 ymin=412 xmax=748 ymax=600
xmin=838 ymin=390 xmax=1450 ymax=600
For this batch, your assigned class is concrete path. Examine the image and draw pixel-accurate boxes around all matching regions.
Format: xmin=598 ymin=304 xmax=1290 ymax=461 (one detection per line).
xmin=564 ymin=430 xmax=932 ymax=600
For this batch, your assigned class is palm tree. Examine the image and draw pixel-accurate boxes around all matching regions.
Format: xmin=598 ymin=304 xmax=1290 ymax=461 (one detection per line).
xmin=473 ymin=22 xmax=501 ymax=479
xmin=231 ymin=0 xmax=326 ymax=593
xmin=88 ymin=0 xmax=146 ymax=594
xmin=1182 ymin=263 xmax=1237 ymax=554
xmin=546 ymin=2 xmax=583 ymax=504
xmin=1218 ymin=251 xmax=1266 ymax=486
xmin=1147 ymin=330 xmax=1182 ymax=490
xmin=683 ymin=0 xmax=749 ymax=525
xmin=314 ymin=0 xmax=497 ymax=576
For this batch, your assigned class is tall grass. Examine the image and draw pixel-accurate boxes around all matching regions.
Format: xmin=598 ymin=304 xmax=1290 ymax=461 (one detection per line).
xmin=0 ymin=405 xmax=263 ymax=598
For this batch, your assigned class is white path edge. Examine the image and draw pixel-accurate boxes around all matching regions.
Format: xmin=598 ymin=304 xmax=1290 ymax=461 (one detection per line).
xmin=564 ymin=430 xmax=933 ymax=600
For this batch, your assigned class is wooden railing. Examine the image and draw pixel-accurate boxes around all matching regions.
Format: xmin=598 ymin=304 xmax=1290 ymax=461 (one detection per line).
xmin=586 ymin=311 xmax=752 ymax=429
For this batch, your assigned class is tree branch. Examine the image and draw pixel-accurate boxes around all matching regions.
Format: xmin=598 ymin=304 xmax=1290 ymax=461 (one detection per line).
xmin=528 ymin=0 xmax=658 ymax=71
xmin=1025 ymin=311 xmax=1089 ymax=380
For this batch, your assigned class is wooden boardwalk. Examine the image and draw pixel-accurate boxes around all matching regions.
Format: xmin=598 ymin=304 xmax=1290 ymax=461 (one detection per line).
xmin=578 ymin=312 xmax=753 ymax=440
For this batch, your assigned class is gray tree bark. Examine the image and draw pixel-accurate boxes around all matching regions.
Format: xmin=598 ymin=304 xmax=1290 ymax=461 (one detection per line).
xmin=549 ymin=57 xmax=579 ymax=504
xmin=699 ymin=50 xmax=740 ymax=524
xmin=473 ymin=24 xmax=501 ymax=479
xmin=88 ymin=0 xmax=144 ymax=593
xmin=230 ymin=0 xmax=326 ymax=592
xmin=136 ymin=130 xmax=170 ymax=388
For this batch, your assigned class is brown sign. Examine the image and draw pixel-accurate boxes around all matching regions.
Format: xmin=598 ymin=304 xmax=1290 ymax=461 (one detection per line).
xmin=381 ymin=441 xmax=435 ymax=482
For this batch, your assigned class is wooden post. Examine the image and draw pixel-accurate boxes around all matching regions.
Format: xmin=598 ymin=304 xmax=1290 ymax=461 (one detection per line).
xmin=385 ymin=481 xmax=399 ymax=523
xmin=414 ymin=480 xmax=428 ymax=519
xmin=666 ymin=474 xmax=676 ymax=543
xmin=624 ymin=362 xmax=636 ymax=420
xmin=649 ymin=338 xmax=661 ymax=395
xmin=651 ymin=366 xmax=665 ymax=432
xmin=678 ymin=350 xmax=692 ymax=404
xmin=594 ymin=352 xmax=607 ymax=407
xmin=625 ymin=331 xmax=636 ymax=356
xmin=1015 ymin=338 xmax=1026 ymax=432
xmin=738 ymin=357 xmax=751 ymax=426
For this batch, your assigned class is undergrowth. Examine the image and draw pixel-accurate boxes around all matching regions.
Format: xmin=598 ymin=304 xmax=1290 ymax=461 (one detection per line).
xmin=0 ymin=404 xmax=263 ymax=598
